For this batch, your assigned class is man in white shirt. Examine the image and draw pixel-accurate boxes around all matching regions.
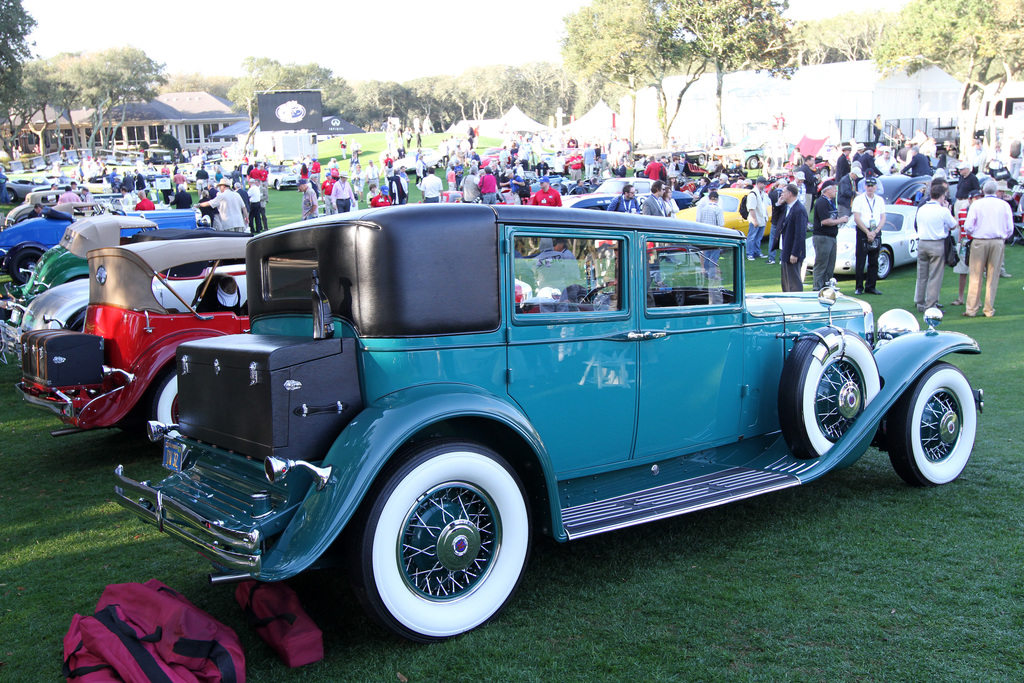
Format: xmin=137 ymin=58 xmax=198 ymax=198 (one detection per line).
xmin=418 ymin=171 xmax=443 ymax=203
xmin=914 ymin=182 xmax=957 ymax=311
xmin=874 ymin=148 xmax=899 ymax=175
xmin=851 ymin=178 xmax=886 ymax=295
xmin=200 ymin=179 xmax=248 ymax=231
xmin=745 ymin=177 xmax=771 ymax=259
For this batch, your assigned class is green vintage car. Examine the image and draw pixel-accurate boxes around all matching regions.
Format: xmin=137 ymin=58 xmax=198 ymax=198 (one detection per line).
xmin=115 ymin=204 xmax=982 ymax=642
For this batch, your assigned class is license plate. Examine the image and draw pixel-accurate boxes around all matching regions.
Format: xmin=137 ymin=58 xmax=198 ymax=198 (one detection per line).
xmin=162 ymin=440 xmax=186 ymax=472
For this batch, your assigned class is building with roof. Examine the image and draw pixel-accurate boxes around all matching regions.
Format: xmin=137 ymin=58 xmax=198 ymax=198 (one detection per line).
xmin=14 ymin=92 xmax=247 ymax=154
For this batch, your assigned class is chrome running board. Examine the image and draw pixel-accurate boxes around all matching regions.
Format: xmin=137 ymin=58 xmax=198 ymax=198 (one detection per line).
xmin=561 ymin=467 xmax=800 ymax=539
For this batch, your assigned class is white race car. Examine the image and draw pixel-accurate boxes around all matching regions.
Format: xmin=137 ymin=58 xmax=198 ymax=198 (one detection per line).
xmin=802 ymin=204 xmax=921 ymax=282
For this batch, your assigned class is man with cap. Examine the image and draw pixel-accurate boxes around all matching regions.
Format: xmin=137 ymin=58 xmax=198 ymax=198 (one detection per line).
xmin=418 ymin=169 xmax=443 ymax=203
xmin=810 ymin=179 xmax=846 ymax=290
xmin=851 ymin=177 xmax=885 ymax=295
xmin=199 ymin=178 xmax=248 ymax=231
xmin=954 ymin=161 xmax=980 ymax=213
xmin=298 ymin=179 xmax=318 ymax=220
xmin=837 ymin=162 xmax=861 ymax=219
xmin=529 ymin=176 xmax=563 ymax=207
xmin=247 ymin=177 xmax=265 ymax=232
xmin=369 ymin=185 xmax=392 ymax=208
xmin=901 ymin=145 xmax=932 ymax=177
xmin=330 ymin=171 xmax=356 ymax=213
xmin=875 ymin=147 xmax=899 ymax=176
xmin=745 ymin=177 xmax=771 ymax=259
xmin=834 ymin=145 xmax=852 ymax=181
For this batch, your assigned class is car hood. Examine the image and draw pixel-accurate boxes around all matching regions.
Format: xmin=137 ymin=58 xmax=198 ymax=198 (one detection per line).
xmin=746 ymin=291 xmax=870 ymax=324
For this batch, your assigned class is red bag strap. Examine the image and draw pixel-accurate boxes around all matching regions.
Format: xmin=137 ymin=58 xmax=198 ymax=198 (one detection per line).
xmin=91 ymin=605 xmax=173 ymax=683
xmin=62 ymin=639 xmax=116 ymax=680
xmin=172 ymin=638 xmax=240 ymax=683
xmin=243 ymin=582 xmax=297 ymax=628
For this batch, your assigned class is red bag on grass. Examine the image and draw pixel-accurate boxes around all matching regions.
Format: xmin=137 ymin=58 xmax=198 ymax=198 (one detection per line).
xmin=234 ymin=580 xmax=324 ymax=667
xmin=63 ymin=579 xmax=245 ymax=682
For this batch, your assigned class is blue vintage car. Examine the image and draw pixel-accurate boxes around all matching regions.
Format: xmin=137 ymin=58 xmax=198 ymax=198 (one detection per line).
xmin=115 ymin=204 xmax=981 ymax=643
xmin=0 ymin=206 xmax=204 ymax=285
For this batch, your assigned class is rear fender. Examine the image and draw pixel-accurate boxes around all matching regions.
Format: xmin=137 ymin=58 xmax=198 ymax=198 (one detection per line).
xmin=257 ymin=383 xmax=556 ymax=580
xmin=800 ymin=329 xmax=980 ymax=482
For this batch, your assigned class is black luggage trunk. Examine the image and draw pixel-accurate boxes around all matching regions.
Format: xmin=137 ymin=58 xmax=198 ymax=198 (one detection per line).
xmin=21 ymin=329 xmax=105 ymax=387
xmin=175 ymin=335 xmax=362 ymax=461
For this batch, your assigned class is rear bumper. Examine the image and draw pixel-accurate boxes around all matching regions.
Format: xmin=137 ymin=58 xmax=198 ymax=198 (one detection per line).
xmin=113 ymin=464 xmax=263 ymax=574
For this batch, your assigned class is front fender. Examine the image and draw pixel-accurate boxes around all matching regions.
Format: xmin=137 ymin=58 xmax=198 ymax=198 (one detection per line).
xmin=1 ymin=241 xmax=48 ymax=273
xmin=800 ymin=329 xmax=980 ymax=482
xmin=258 ymin=383 xmax=555 ymax=580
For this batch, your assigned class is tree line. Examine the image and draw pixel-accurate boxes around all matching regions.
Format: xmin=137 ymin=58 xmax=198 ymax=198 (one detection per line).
xmin=1 ymin=0 xmax=1022 ymax=155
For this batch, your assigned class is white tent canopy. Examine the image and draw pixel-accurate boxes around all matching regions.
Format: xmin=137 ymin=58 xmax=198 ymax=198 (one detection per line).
xmin=620 ymin=61 xmax=962 ymax=147
xmin=493 ymin=105 xmax=547 ymax=133
xmin=564 ymin=100 xmax=617 ymax=137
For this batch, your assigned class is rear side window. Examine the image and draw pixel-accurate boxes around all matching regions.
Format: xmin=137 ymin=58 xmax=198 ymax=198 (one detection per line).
xmin=646 ymin=241 xmax=736 ymax=308
xmin=264 ymin=250 xmax=317 ymax=300
xmin=513 ymin=236 xmax=622 ymax=314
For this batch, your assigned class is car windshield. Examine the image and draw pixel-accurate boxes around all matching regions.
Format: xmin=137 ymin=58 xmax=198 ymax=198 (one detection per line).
xmin=595 ymin=180 xmax=626 ymax=194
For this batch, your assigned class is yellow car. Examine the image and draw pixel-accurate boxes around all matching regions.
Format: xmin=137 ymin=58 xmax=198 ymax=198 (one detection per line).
xmin=677 ymin=188 xmax=771 ymax=237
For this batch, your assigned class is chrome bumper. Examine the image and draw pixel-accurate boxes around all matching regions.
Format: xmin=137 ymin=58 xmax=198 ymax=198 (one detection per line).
xmin=17 ymin=381 xmax=73 ymax=417
xmin=113 ymin=465 xmax=263 ymax=574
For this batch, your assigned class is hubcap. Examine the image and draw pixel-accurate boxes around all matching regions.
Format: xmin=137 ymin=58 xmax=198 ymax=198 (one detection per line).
xmin=816 ymin=359 xmax=864 ymax=441
xmin=920 ymin=390 xmax=961 ymax=461
xmin=837 ymin=380 xmax=862 ymax=418
xmin=399 ymin=483 xmax=499 ymax=600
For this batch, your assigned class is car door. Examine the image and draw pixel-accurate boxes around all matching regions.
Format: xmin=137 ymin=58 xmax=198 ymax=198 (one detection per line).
xmin=506 ymin=227 xmax=639 ymax=474
xmin=632 ymin=235 xmax=745 ymax=459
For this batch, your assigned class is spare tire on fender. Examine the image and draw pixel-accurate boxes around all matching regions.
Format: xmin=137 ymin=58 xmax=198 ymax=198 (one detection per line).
xmin=778 ymin=327 xmax=881 ymax=460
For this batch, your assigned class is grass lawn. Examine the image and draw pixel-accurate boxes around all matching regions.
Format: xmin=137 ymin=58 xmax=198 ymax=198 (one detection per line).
xmin=0 ymin=223 xmax=1022 ymax=680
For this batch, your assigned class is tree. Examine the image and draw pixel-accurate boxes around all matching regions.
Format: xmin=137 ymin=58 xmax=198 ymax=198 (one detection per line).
xmin=678 ymin=0 xmax=794 ymax=135
xmin=792 ymin=12 xmax=896 ymax=66
xmin=69 ymin=48 xmax=166 ymax=149
xmin=0 ymin=0 xmax=36 ymax=155
xmin=875 ymin=0 xmax=1024 ymax=146
xmin=160 ymin=73 xmax=235 ymax=100
xmin=563 ymin=0 xmax=708 ymax=147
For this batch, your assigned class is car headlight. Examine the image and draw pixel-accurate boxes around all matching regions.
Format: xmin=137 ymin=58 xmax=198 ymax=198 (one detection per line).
xmin=876 ymin=308 xmax=919 ymax=343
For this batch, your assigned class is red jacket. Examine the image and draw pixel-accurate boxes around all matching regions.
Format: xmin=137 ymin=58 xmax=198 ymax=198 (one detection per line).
xmin=135 ymin=198 xmax=155 ymax=211
xmin=370 ymin=194 xmax=392 ymax=207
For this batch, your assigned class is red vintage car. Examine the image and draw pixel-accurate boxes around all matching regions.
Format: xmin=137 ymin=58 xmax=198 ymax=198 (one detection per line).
xmin=18 ymin=237 xmax=249 ymax=433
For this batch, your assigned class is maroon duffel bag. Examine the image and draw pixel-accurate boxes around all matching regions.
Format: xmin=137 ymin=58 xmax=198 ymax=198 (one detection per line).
xmin=235 ymin=580 xmax=324 ymax=667
xmin=63 ymin=579 xmax=245 ymax=682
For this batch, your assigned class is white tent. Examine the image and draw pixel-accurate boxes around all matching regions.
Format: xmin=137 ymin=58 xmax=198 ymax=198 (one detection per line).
xmin=620 ymin=61 xmax=962 ymax=147
xmin=564 ymin=100 xmax=618 ymax=137
xmin=493 ymin=105 xmax=547 ymax=134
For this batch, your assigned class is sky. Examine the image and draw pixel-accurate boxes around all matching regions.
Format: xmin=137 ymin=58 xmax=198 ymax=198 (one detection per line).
xmin=22 ymin=0 xmax=912 ymax=84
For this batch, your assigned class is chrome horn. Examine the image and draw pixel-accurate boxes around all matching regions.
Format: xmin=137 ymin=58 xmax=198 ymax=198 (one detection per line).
xmin=264 ymin=456 xmax=333 ymax=491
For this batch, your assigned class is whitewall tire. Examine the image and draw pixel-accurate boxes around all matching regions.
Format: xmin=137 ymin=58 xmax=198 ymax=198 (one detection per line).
xmin=779 ymin=328 xmax=881 ymax=460
xmin=349 ymin=440 xmax=530 ymax=641
xmin=888 ymin=362 xmax=976 ymax=486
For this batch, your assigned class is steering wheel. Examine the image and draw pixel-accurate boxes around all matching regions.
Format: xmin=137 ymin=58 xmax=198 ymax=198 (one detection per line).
xmin=581 ymin=285 xmax=607 ymax=304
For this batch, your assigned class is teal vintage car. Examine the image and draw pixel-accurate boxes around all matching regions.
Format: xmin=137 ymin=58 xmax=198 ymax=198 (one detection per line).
xmin=115 ymin=204 xmax=982 ymax=642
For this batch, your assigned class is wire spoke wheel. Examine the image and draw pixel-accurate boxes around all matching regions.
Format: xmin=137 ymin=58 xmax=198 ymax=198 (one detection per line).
xmin=918 ymin=390 xmax=961 ymax=463
xmin=888 ymin=362 xmax=976 ymax=487
xmin=401 ymin=483 xmax=499 ymax=600
xmin=815 ymin=359 xmax=864 ymax=442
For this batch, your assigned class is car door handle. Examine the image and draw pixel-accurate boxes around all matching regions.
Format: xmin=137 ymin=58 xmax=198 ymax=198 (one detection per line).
xmin=612 ymin=331 xmax=667 ymax=341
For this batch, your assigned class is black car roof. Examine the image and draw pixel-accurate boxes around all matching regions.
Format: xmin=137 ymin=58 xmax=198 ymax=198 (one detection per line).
xmin=280 ymin=203 xmax=743 ymax=241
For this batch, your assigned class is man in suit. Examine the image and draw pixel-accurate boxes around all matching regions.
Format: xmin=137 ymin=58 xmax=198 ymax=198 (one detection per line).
xmin=772 ymin=183 xmax=808 ymax=292
xmin=901 ymin=145 xmax=932 ymax=177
